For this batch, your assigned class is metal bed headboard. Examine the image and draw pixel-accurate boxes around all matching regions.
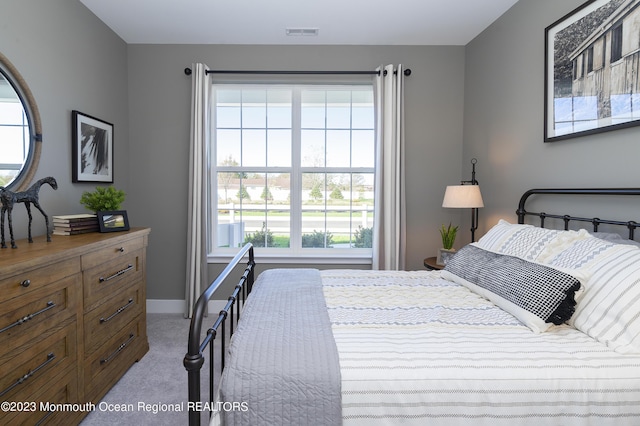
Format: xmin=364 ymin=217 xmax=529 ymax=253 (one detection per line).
xmin=516 ymin=188 xmax=640 ymax=240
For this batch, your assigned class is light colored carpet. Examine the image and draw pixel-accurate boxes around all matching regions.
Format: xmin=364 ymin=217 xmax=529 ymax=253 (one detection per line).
xmin=80 ymin=313 xmax=219 ymax=426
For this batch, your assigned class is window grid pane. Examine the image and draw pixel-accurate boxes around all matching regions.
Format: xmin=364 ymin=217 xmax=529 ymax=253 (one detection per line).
xmin=0 ymin=102 xmax=30 ymax=187
xmin=212 ymin=84 xmax=374 ymax=255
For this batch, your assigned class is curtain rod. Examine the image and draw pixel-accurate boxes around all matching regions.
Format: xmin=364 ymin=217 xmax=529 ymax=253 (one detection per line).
xmin=183 ymin=67 xmax=411 ymax=76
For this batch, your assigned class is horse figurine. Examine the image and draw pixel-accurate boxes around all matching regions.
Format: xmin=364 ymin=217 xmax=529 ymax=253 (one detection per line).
xmin=0 ymin=176 xmax=58 ymax=248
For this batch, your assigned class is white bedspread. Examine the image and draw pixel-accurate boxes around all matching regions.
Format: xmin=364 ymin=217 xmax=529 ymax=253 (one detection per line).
xmin=321 ymin=269 xmax=640 ymax=426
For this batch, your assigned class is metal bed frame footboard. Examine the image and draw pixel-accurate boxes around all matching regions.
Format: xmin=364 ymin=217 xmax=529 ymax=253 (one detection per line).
xmin=517 ymin=188 xmax=640 ymax=239
xmin=183 ymin=243 xmax=255 ymax=426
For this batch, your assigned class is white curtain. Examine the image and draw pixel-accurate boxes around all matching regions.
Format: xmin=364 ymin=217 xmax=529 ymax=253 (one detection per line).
xmin=372 ymin=64 xmax=406 ymax=270
xmin=185 ymin=63 xmax=211 ymax=318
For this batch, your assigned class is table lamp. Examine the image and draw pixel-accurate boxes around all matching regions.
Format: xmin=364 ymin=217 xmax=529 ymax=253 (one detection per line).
xmin=442 ymin=158 xmax=484 ymax=242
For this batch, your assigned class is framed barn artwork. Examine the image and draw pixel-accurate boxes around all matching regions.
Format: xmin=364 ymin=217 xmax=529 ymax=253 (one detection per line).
xmin=545 ymin=0 xmax=640 ymax=141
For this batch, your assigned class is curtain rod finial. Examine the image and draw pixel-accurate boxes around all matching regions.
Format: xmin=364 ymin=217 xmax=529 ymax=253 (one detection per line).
xmin=184 ymin=67 xmax=192 ymax=76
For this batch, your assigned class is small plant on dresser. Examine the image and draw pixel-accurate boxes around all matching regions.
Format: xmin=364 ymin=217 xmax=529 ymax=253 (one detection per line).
xmin=80 ymin=186 xmax=125 ymax=212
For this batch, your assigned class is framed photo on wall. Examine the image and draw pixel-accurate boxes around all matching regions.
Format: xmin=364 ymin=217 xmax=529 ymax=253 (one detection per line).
xmin=72 ymin=110 xmax=114 ymax=182
xmin=544 ymin=0 xmax=640 ymax=142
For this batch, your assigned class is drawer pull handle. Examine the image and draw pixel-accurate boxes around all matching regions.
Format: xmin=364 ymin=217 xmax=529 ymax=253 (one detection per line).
xmin=0 ymin=301 xmax=56 ymax=335
xmin=100 ymin=298 xmax=135 ymax=324
xmin=21 ymin=279 xmax=31 ymax=287
xmin=100 ymin=333 xmax=135 ymax=365
xmin=99 ymin=264 xmax=134 ymax=283
xmin=37 ymin=410 xmax=54 ymax=425
xmin=0 ymin=352 xmax=55 ymax=398
xmin=118 ymin=247 xmax=125 ymax=253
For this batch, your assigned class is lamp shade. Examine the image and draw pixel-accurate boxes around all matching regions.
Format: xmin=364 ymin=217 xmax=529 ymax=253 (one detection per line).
xmin=442 ymin=185 xmax=484 ymax=208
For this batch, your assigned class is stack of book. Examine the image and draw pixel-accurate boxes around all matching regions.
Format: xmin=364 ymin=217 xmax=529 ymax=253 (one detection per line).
xmin=52 ymin=213 xmax=99 ymax=235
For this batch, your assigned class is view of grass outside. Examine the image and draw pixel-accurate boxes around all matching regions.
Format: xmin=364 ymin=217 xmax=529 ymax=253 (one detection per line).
xmin=212 ymin=84 xmax=375 ymax=253
xmin=216 ymin=165 xmax=374 ymax=249
xmin=242 ymin=221 xmax=373 ymax=249
xmin=218 ymin=194 xmax=374 ymax=249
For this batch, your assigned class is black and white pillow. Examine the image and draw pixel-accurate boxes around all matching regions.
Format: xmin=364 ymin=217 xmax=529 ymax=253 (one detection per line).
xmin=442 ymin=245 xmax=582 ymax=333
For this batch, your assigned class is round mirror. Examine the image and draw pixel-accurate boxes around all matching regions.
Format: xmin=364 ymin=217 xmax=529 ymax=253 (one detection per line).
xmin=0 ymin=52 xmax=42 ymax=191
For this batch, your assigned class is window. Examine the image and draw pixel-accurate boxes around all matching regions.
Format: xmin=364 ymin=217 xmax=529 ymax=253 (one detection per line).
xmin=586 ymin=45 xmax=594 ymax=74
xmin=210 ymin=84 xmax=375 ymax=261
xmin=611 ymin=23 xmax=623 ymax=63
xmin=0 ymin=81 xmax=30 ymax=187
xmin=602 ymin=34 xmax=607 ymax=69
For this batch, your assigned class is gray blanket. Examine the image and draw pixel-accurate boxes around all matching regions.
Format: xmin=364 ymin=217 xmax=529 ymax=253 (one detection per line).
xmin=218 ymin=268 xmax=342 ymax=426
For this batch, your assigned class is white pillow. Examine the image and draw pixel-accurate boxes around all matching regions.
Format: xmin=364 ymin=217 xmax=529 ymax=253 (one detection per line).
xmin=548 ymin=238 xmax=640 ymax=354
xmin=476 ymin=219 xmax=590 ymax=263
xmin=591 ymin=231 xmax=640 ymax=249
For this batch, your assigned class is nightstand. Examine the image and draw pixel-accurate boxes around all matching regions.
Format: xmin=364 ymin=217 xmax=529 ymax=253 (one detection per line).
xmin=423 ymin=256 xmax=444 ymax=270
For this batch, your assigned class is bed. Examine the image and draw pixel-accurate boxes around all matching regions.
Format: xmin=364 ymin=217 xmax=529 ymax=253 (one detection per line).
xmin=184 ymin=188 xmax=640 ymax=426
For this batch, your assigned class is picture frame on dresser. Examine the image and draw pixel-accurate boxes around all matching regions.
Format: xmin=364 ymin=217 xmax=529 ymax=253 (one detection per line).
xmin=544 ymin=0 xmax=640 ymax=142
xmin=97 ymin=210 xmax=130 ymax=232
xmin=72 ymin=110 xmax=114 ymax=183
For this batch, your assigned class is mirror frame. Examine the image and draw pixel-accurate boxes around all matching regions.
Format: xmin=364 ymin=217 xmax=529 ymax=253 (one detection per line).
xmin=0 ymin=51 xmax=42 ymax=192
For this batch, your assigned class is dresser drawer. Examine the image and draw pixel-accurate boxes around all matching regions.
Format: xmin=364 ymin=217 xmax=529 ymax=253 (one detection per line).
xmin=0 ymin=257 xmax=80 ymax=302
xmin=83 ymin=249 xmax=144 ymax=312
xmin=0 ymin=227 xmax=149 ymax=425
xmin=0 ymin=274 xmax=80 ymax=355
xmin=81 ymin=236 xmax=145 ymax=271
xmin=83 ymin=316 xmax=148 ymax=402
xmin=0 ymin=319 xmax=77 ymax=403
xmin=0 ymin=367 xmax=79 ymax=426
xmin=83 ymin=284 xmax=144 ymax=355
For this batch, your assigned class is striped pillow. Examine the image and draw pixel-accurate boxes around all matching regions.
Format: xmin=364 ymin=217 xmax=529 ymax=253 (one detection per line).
xmin=476 ymin=220 xmax=589 ymax=263
xmin=548 ymin=239 xmax=640 ymax=354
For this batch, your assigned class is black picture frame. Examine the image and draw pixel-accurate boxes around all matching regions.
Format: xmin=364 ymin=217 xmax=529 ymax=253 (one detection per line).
xmin=97 ymin=210 xmax=130 ymax=232
xmin=72 ymin=110 xmax=114 ymax=182
xmin=544 ymin=0 xmax=640 ymax=142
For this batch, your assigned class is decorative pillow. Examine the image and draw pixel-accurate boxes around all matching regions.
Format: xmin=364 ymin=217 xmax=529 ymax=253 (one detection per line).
xmin=441 ymin=244 xmax=582 ymax=333
xmin=546 ymin=236 xmax=616 ymax=270
xmin=591 ymin=231 xmax=640 ymax=249
xmin=547 ymin=238 xmax=640 ymax=353
xmin=476 ymin=219 xmax=590 ymax=263
xmin=475 ymin=219 xmax=534 ymax=252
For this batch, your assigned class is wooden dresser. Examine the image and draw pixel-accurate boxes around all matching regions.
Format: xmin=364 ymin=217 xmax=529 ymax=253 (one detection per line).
xmin=0 ymin=227 xmax=150 ymax=425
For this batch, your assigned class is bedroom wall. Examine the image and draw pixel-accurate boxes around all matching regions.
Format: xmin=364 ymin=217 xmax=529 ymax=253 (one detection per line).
xmin=464 ymin=0 xmax=640 ymax=236
xmin=0 ymin=0 xmax=466 ymax=305
xmin=0 ymin=0 xmax=130 ymax=235
xmin=0 ymin=0 xmax=130 ymax=238
xmin=127 ymin=44 xmax=466 ymax=301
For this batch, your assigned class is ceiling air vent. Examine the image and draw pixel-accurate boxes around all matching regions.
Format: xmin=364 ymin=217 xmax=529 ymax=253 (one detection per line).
xmin=285 ymin=28 xmax=319 ymax=36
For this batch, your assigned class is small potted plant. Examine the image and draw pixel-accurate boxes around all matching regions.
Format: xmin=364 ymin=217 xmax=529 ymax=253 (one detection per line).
xmin=437 ymin=223 xmax=458 ymax=266
xmin=80 ymin=186 xmax=126 ymax=212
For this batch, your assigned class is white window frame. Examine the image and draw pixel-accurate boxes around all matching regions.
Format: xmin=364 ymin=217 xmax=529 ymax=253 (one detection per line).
xmin=208 ymin=82 xmax=375 ymax=265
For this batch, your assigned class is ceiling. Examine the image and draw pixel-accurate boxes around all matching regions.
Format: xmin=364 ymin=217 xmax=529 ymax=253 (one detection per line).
xmin=79 ymin=0 xmax=519 ymax=46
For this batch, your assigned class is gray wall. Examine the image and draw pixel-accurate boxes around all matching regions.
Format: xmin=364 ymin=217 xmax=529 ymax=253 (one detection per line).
xmin=127 ymin=44 xmax=466 ymax=299
xmin=0 ymin=1 xmax=467 ymax=302
xmin=0 ymin=2 xmax=129 ymax=239
xmin=10 ymin=1 xmax=629 ymax=304
xmin=464 ymin=0 xmax=640 ymax=235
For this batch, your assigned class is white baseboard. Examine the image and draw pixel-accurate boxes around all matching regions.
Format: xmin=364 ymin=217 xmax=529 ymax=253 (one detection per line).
xmin=146 ymin=299 xmax=227 ymax=315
